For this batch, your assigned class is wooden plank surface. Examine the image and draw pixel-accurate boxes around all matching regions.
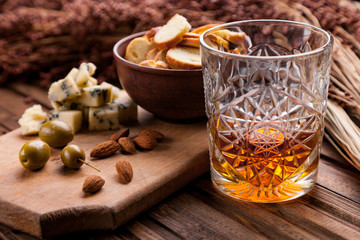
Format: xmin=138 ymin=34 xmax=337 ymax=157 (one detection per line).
xmin=0 ymin=110 xmax=209 ymax=238
xmin=0 ymin=83 xmax=360 ymax=240
xmin=7 ymin=83 xmax=52 ymax=110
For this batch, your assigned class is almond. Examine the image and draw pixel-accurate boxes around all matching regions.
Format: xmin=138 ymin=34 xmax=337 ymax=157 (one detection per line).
xmin=118 ymin=137 xmax=136 ymax=154
xmin=109 ymin=128 xmax=130 ymax=142
xmin=139 ymin=129 xmax=165 ymax=141
xmin=133 ymin=135 xmax=157 ymax=150
xmin=82 ymin=175 xmax=105 ymax=194
xmin=115 ymin=160 xmax=133 ymax=183
xmin=90 ymin=140 xmax=120 ymax=158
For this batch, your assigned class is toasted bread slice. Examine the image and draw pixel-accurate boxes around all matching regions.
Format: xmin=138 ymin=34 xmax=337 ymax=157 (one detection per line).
xmin=179 ymin=33 xmax=200 ymax=48
xmin=183 ymin=32 xmax=200 ymax=38
xmin=154 ymin=61 xmax=169 ymax=69
xmin=206 ymin=34 xmax=230 ymax=51
xmin=146 ymin=48 xmax=160 ymax=60
xmin=232 ymin=48 xmax=241 ymax=54
xmin=146 ymin=48 xmax=168 ymax=63
xmin=179 ymin=37 xmax=200 ymax=48
xmin=154 ymin=48 xmax=168 ymax=62
xmin=125 ymin=37 xmax=156 ymax=64
xmin=139 ymin=60 xmax=157 ymax=68
xmin=213 ymin=29 xmax=245 ymax=44
xmin=166 ymin=47 xmax=201 ymax=69
xmin=191 ymin=24 xmax=219 ymax=34
xmin=144 ymin=26 xmax=161 ymax=40
xmin=139 ymin=60 xmax=169 ymax=69
xmin=154 ymin=14 xmax=191 ymax=49
xmin=213 ymin=30 xmax=247 ymax=54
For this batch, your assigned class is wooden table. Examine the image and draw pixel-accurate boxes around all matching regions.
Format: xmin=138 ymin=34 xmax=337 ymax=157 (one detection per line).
xmin=0 ymin=83 xmax=359 ymax=240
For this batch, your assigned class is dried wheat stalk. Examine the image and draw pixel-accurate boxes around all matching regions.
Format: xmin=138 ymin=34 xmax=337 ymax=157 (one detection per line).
xmin=290 ymin=1 xmax=360 ymax=171
xmin=325 ymin=100 xmax=360 ymax=171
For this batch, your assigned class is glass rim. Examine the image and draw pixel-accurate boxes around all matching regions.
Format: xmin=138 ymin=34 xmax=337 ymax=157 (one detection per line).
xmin=199 ymin=19 xmax=334 ymax=61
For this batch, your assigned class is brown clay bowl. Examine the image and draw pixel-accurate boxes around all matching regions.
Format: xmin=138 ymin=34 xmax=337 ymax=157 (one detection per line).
xmin=113 ymin=32 xmax=205 ymax=121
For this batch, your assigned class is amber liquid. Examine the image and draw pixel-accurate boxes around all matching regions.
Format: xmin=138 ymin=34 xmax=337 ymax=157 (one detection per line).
xmin=209 ymin=112 xmax=321 ymax=202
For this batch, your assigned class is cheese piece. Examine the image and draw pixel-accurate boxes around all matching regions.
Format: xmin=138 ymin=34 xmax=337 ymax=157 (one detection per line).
xmin=89 ymin=104 xmax=119 ymax=131
xmin=49 ymin=110 xmax=82 ymax=133
xmin=112 ymin=91 xmax=138 ymax=123
xmin=86 ymin=62 xmax=97 ymax=76
xmin=100 ymin=82 xmax=122 ymax=100
xmin=88 ymin=77 xmax=98 ymax=86
xmin=48 ymin=76 xmax=80 ymax=102
xmin=74 ymin=63 xmax=97 ymax=88
xmin=78 ymin=86 xmax=112 ymax=107
xmin=18 ymin=104 xmax=48 ymax=135
xmin=74 ymin=65 xmax=91 ymax=88
xmin=66 ymin=68 xmax=79 ymax=79
xmin=50 ymin=98 xmax=82 ymax=111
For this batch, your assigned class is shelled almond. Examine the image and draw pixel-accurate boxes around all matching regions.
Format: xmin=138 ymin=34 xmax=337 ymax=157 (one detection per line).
xmin=90 ymin=140 xmax=121 ymax=158
xmin=91 ymin=128 xmax=165 ymax=158
xmin=82 ymin=175 xmax=105 ymax=194
xmin=138 ymin=129 xmax=165 ymax=141
xmin=133 ymin=135 xmax=157 ymax=150
xmin=109 ymin=128 xmax=130 ymax=141
xmin=115 ymin=160 xmax=133 ymax=183
xmin=118 ymin=137 xmax=136 ymax=154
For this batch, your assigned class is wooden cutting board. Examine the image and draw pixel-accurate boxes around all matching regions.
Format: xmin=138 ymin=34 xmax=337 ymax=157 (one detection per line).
xmin=0 ymin=109 xmax=209 ymax=238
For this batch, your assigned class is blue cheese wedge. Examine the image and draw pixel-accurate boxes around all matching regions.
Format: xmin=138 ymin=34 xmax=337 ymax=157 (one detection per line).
xmin=74 ymin=63 xmax=97 ymax=88
xmin=66 ymin=68 xmax=79 ymax=79
xmin=100 ymin=82 xmax=122 ymax=100
xmin=18 ymin=104 xmax=48 ymax=135
xmin=74 ymin=65 xmax=91 ymax=88
xmin=48 ymin=76 xmax=81 ymax=102
xmin=89 ymin=104 xmax=119 ymax=131
xmin=49 ymin=110 xmax=82 ymax=133
xmin=78 ymin=86 xmax=112 ymax=107
xmin=50 ymin=98 xmax=82 ymax=111
xmin=83 ymin=62 xmax=96 ymax=76
xmin=112 ymin=91 xmax=138 ymax=123
xmin=88 ymin=77 xmax=98 ymax=86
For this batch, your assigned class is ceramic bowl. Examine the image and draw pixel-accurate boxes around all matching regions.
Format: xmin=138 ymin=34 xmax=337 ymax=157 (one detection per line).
xmin=113 ymin=32 xmax=205 ymax=121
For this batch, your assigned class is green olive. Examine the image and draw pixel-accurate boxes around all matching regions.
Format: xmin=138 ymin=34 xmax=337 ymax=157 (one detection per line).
xmin=19 ymin=140 xmax=51 ymax=170
xmin=39 ymin=120 xmax=74 ymax=148
xmin=61 ymin=144 xmax=85 ymax=169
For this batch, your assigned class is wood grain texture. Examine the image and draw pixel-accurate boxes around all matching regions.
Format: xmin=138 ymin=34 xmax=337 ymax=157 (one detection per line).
xmin=0 ymin=109 xmax=209 ymax=238
xmin=192 ymin=175 xmax=360 ymax=240
xmin=1 ymin=85 xmax=360 ymax=240
xmin=148 ymin=191 xmax=267 ymax=240
xmin=0 ymin=87 xmax=47 ymax=131
xmin=318 ymin=159 xmax=360 ymax=202
xmin=0 ymin=124 xmax=9 ymax=135
xmin=8 ymin=83 xmax=52 ymax=110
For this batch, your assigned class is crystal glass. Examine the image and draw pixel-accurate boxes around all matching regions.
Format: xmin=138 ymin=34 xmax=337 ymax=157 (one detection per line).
xmin=200 ymin=20 xmax=333 ymax=203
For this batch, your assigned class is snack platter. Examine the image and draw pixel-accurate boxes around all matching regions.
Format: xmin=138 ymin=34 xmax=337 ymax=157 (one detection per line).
xmin=0 ymin=108 xmax=209 ymax=238
xmin=2 ymin=1 xmax=360 ymax=239
xmin=0 ymin=14 xmax=214 ymax=238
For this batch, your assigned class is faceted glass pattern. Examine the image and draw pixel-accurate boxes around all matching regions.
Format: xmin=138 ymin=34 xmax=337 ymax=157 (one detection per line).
xmin=200 ymin=20 xmax=333 ymax=202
